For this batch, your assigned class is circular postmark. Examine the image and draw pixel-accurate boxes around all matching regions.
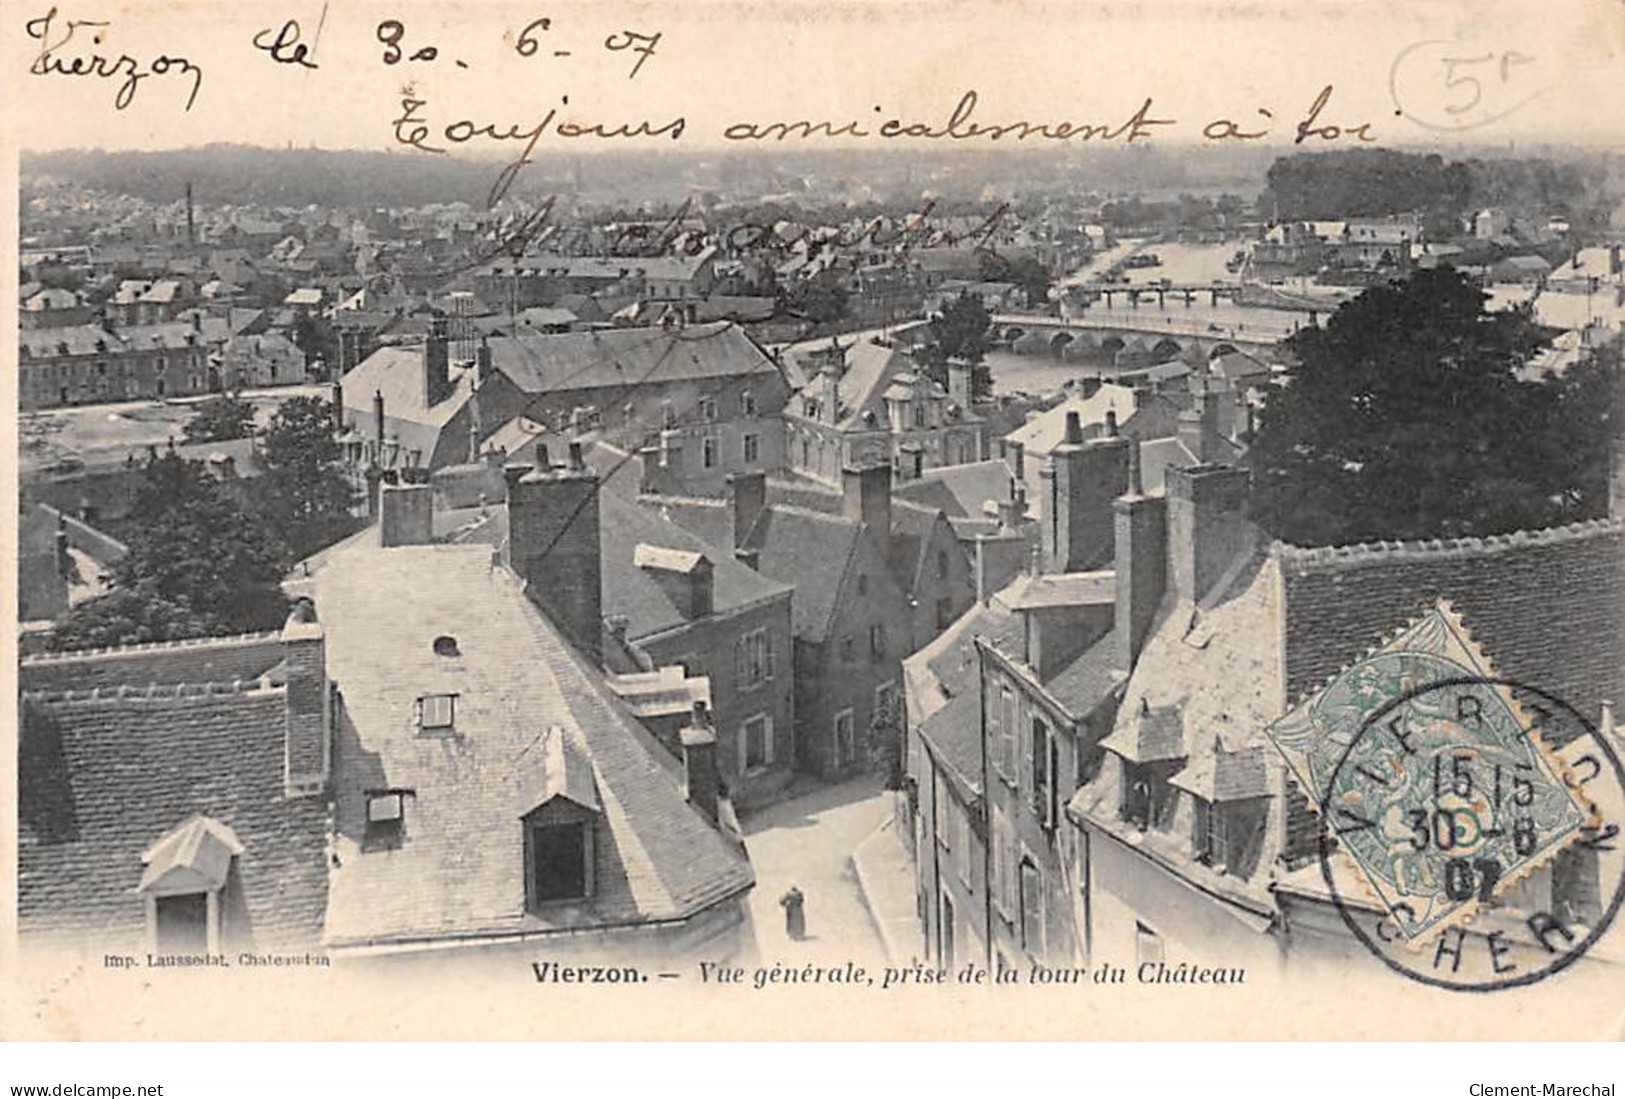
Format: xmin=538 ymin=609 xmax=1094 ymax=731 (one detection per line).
xmin=1317 ymin=676 xmax=1625 ymax=992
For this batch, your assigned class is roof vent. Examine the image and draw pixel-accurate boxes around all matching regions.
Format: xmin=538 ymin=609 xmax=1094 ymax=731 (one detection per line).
xmin=432 ymin=635 xmax=460 ymax=657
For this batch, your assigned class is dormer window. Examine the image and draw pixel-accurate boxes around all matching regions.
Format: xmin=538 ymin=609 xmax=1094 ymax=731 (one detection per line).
xmin=521 ymin=729 xmax=601 ymax=910
xmin=367 ymin=790 xmax=407 ymax=826
xmin=529 ymin=821 xmax=591 ymax=903
xmin=417 ymin=693 xmax=457 ymax=731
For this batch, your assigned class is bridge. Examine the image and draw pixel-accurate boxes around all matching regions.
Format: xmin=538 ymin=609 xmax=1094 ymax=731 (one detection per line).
xmin=991 ymin=303 xmax=1317 ymax=366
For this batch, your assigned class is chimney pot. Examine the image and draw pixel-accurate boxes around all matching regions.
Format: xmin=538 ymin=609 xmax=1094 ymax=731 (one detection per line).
xmin=1063 ymin=410 xmax=1084 ymax=445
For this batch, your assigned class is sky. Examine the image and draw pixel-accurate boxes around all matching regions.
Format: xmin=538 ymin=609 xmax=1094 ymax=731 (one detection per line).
xmin=3 ymin=0 xmax=1624 ymax=155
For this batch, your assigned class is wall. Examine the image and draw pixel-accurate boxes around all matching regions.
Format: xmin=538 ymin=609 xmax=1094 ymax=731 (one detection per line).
xmin=636 ymin=596 xmax=796 ymax=809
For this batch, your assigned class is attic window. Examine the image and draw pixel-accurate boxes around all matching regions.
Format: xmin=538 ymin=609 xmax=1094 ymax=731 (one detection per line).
xmin=367 ymin=790 xmax=407 ymax=826
xmin=418 ymin=693 xmax=457 ymax=731
xmin=433 ymin=635 xmax=460 ymax=657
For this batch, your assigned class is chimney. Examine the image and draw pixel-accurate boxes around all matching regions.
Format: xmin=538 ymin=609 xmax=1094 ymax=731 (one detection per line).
xmin=1041 ymin=410 xmax=1129 ymax=573
xmin=1114 ymin=442 xmax=1168 ymax=673
xmin=506 ymin=452 xmax=603 ymax=666
xmin=1166 ymin=464 xmax=1252 ymax=606
xmin=424 ymin=316 xmax=451 ymax=407
xmin=635 ymin=545 xmax=714 ymax=620
xmin=997 ymin=481 xmax=1027 ymax=529
xmin=1007 ymin=439 xmax=1026 ymax=480
xmin=843 ymin=462 xmax=892 ymax=546
xmin=476 ymin=337 xmax=493 ymax=384
xmin=898 ymin=442 xmax=924 ymax=481
xmin=947 ymin=357 xmax=972 ymax=409
xmin=331 ymin=379 xmax=344 ymax=431
xmin=1178 ymin=375 xmax=1223 ymax=463
xmin=373 ymin=388 xmax=386 ymax=451
xmin=680 ymin=701 xmax=720 ymax=822
xmin=53 ymin=511 xmax=70 ymax=578
xmin=727 ymin=470 xmax=766 ymax=550
xmin=378 ymin=481 xmax=434 ymax=547
xmin=280 ymin=598 xmax=330 ymax=798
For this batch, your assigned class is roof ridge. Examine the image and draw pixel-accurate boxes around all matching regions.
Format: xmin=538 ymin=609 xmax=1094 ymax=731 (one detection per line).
xmin=1273 ymin=517 xmax=1623 ymax=572
xmin=21 ymin=676 xmax=285 ymax=706
xmin=770 ymin=502 xmax=859 ymax=526
xmin=21 ymin=629 xmax=284 ymax=665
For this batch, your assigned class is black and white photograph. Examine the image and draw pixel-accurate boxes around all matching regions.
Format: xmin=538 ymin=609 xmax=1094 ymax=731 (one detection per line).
xmin=4 ymin=0 xmax=1625 ymax=1064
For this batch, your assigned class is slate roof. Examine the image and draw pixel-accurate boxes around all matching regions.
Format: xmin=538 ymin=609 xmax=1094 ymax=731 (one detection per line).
xmin=1044 ymin=637 xmax=1125 ymax=718
xmin=1002 ymin=570 xmax=1114 ymax=610
xmin=792 ymin=339 xmax=913 ymax=432
xmin=485 ymin=322 xmax=777 ymax=395
xmin=313 ymin=544 xmax=753 ymax=951
xmin=1006 ymin=386 xmax=1138 ymax=454
xmin=741 ymin=504 xmax=864 ymax=642
xmin=18 ymin=682 xmax=330 ymax=948
xmin=18 ymin=325 xmax=118 ymax=358
xmin=903 ymin=458 xmax=1014 ymax=520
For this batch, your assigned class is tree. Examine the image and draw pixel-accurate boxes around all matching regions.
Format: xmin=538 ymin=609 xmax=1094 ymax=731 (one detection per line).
xmin=182 ymin=394 xmax=256 ymax=444
xmin=51 ymin=451 xmax=290 ymax=649
xmin=868 ymin=688 xmax=907 ymax=791
xmin=979 ymin=250 xmax=1052 ymax=308
xmin=253 ymin=396 xmax=359 ymax=560
xmin=916 ymin=291 xmax=994 ymax=400
xmin=291 ymin=312 xmax=339 ymax=377
xmin=779 ymin=277 xmax=849 ymax=326
xmin=1248 ymin=267 xmax=1614 ymax=546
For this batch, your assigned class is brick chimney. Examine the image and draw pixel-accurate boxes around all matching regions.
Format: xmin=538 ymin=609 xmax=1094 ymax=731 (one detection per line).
xmin=1004 ymin=439 xmax=1026 ymax=480
xmin=843 ymin=462 xmax=892 ymax=547
xmin=1114 ymin=440 xmax=1167 ymax=673
xmin=823 ymin=358 xmax=842 ymax=426
xmin=506 ymin=441 xmax=603 ymax=666
xmin=727 ymin=470 xmax=766 ymax=550
xmin=373 ymin=388 xmax=386 ymax=451
xmin=1041 ymin=410 xmax=1129 ymax=573
xmin=378 ymin=481 xmax=433 ymax=547
xmin=331 ymin=379 xmax=344 ymax=431
xmin=280 ymin=598 xmax=330 ymax=799
xmin=1166 ymin=463 xmax=1252 ymax=606
xmin=1178 ymin=375 xmax=1223 ymax=464
xmin=424 ymin=316 xmax=451 ymax=407
xmin=680 ymin=700 xmax=720 ymax=822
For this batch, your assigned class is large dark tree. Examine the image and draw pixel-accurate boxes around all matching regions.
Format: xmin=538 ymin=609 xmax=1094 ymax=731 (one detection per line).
xmin=182 ymin=394 xmax=256 ymax=444
xmin=51 ymin=451 xmax=291 ymax=649
xmin=1249 ymin=267 xmax=1617 ymax=546
xmin=252 ymin=396 xmax=360 ymax=560
xmin=916 ymin=291 xmax=994 ymax=401
xmin=979 ymin=250 xmax=1052 ymax=308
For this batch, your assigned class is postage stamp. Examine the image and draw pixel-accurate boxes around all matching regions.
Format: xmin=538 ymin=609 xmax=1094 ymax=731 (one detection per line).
xmin=1266 ymin=601 xmax=1596 ymax=946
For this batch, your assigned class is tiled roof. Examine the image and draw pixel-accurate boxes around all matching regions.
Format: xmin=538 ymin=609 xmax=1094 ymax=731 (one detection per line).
xmin=485 ymin=323 xmax=777 ymax=395
xmin=311 ymin=544 xmax=752 ymax=949
xmin=910 ymin=599 xmax=1021 ymax=792
xmin=742 ymin=504 xmax=863 ymax=642
xmin=18 ymin=684 xmax=330 ymax=948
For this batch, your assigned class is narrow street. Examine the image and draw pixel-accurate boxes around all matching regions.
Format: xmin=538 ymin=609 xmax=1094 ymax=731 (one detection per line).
xmin=740 ymin=774 xmax=895 ymax=966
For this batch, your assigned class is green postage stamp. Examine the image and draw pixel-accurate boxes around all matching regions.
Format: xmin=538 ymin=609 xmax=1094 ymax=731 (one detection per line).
xmin=1266 ymin=601 xmax=1593 ymax=944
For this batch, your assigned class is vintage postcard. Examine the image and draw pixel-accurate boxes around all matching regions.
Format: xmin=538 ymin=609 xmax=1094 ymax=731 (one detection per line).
xmin=3 ymin=0 xmax=1624 ymax=1042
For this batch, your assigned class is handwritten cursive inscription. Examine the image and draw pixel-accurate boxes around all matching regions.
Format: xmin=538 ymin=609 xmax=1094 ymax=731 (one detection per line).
xmin=24 ymin=6 xmax=203 ymax=110
xmin=252 ymin=19 xmax=319 ymax=69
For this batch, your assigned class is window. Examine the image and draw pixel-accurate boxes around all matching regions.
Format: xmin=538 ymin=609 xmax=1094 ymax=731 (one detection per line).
xmin=702 ymin=436 xmax=718 ymax=469
xmin=1019 ymin=857 xmax=1044 ymax=957
xmin=743 ymin=714 xmax=774 ymax=771
xmin=1121 ymin=762 xmax=1173 ymax=831
xmin=936 ymin=550 xmax=950 ymax=579
xmin=869 ymin=623 xmax=887 ymax=658
xmin=699 ymin=397 xmax=718 ymax=422
xmin=934 ymin=772 xmax=951 ymax=849
xmin=743 ymin=432 xmax=760 ymax=464
xmin=995 ymin=684 xmax=1017 ymax=781
xmin=418 ymin=693 xmax=456 ymax=731
xmin=834 ymin=709 xmax=856 ymax=769
xmin=661 ymin=401 xmax=677 ymax=428
xmin=992 ymin=809 xmax=1018 ymax=921
xmin=840 ymin=635 xmax=855 ymax=662
xmin=153 ymin=893 xmax=209 ymax=953
xmin=954 ymin=802 xmax=974 ymax=887
xmin=529 ymin=821 xmax=591 ymax=904
xmin=874 ymin=681 xmax=898 ymax=723
xmin=1030 ymin=719 xmax=1057 ymax=830
xmin=1193 ymin=798 xmax=1224 ymax=867
xmin=367 ymin=791 xmax=406 ymax=827
xmin=913 ymin=402 xmax=926 ymax=428
xmin=740 ymin=389 xmax=757 ymax=417
xmin=1135 ymin=921 xmax=1164 ymax=967
xmin=735 ymin=628 xmax=775 ymax=690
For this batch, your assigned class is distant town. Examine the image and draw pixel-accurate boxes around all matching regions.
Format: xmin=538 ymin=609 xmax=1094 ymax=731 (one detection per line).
xmin=15 ymin=143 xmax=1625 ymax=986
